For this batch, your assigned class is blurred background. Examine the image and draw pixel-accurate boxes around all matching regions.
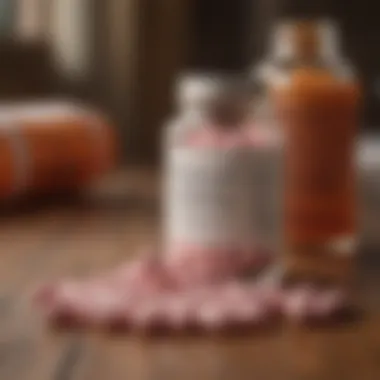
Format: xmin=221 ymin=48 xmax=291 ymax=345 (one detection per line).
xmin=0 ymin=4 xmax=379 ymax=379
xmin=0 ymin=0 xmax=377 ymax=167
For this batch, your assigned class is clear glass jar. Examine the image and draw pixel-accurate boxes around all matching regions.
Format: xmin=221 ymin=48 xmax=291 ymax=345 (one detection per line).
xmin=253 ymin=19 xmax=361 ymax=285
xmin=161 ymin=73 xmax=278 ymax=284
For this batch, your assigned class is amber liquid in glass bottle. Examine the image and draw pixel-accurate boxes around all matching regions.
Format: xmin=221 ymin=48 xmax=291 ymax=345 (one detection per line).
xmin=271 ymin=20 xmax=361 ymax=285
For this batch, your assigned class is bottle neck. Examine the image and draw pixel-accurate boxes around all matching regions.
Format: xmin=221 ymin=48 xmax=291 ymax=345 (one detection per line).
xmin=180 ymin=104 xmax=210 ymax=120
xmin=270 ymin=20 xmax=341 ymax=67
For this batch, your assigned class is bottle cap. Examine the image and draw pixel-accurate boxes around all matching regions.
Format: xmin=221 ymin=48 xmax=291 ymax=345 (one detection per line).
xmin=175 ymin=73 xmax=224 ymax=111
xmin=175 ymin=72 xmax=255 ymax=127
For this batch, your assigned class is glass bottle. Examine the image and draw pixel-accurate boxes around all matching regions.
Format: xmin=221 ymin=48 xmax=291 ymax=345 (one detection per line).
xmin=161 ymin=73 xmax=271 ymax=283
xmin=265 ymin=20 xmax=361 ymax=285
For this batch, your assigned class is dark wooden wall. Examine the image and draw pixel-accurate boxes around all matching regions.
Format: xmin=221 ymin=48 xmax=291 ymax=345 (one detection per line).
xmin=333 ymin=0 xmax=380 ymax=128
xmin=187 ymin=0 xmax=253 ymax=71
xmin=83 ymin=0 xmax=190 ymax=165
xmin=76 ymin=0 xmax=380 ymax=165
xmin=251 ymin=0 xmax=380 ymax=127
xmin=132 ymin=0 xmax=190 ymax=164
xmin=0 ymin=41 xmax=58 ymax=100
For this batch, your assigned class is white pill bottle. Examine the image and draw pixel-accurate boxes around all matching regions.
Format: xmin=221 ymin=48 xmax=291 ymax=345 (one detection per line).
xmin=162 ymin=74 xmax=279 ymax=281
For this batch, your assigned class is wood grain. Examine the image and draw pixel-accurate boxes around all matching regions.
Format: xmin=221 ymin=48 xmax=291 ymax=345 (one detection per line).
xmin=0 ymin=169 xmax=379 ymax=380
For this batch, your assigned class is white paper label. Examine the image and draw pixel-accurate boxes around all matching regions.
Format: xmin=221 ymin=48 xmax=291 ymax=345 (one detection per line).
xmin=163 ymin=146 xmax=282 ymax=252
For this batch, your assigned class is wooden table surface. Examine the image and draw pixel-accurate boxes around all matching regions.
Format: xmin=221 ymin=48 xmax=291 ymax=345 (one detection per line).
xmin=1 ymin=169 xmax=380 ymax=380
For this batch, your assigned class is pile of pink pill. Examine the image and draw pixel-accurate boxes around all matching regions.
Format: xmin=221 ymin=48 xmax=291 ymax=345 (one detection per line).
xmin=33 ymin=250 xmax=349 ymax=334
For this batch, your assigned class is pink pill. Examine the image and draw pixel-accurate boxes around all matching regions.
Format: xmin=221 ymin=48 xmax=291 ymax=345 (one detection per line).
xmin=282 ymin=287 xmax=316 ymax=322
xmin=196 ymin=299 xmax=230 ymax=331
xmin=160 ymin=293 xmax=197 ymax=330
xmin=307 ymin=289 xmax=347 ymax=318
xmin=130 ymin=297 xmax=168 ymax=331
